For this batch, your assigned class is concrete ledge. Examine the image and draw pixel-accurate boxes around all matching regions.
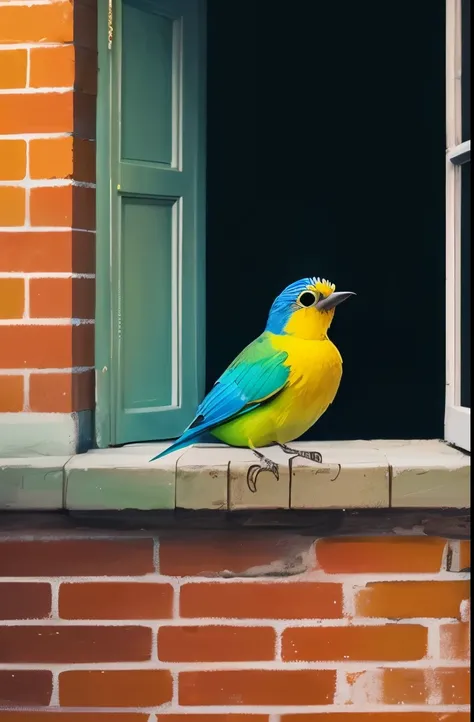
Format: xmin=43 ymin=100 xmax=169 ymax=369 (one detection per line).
xmin=0 ymin=411 xmax=92 ymax=458
xmin=0 ymin=440 xmax=469 ymax=511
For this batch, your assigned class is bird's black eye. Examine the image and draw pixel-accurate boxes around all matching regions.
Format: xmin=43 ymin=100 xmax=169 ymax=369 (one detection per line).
xmin=298 ymin=291 xmax=317 ymax=307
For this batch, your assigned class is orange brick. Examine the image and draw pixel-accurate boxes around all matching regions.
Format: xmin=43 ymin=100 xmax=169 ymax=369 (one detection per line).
xmin=460 ymin=540 xmax=470 ymax=570
xmin=0 ymin=714 xmax=147 ymax=722
xmin=180 ymin=670 xmax=336 ymax=706
xmin=159 ymin=531 xmax=314 ymax=576
xmin=0 ymin=376 xmax=23 ymax=412
xmin=355 ymin=580 xmax=471 ymax=619
xmin=282 ymin=712 xmax=470 ymax=722
xmin=29 ymin=371 xmax=94 ymax=413
xmin=59 ymin=582 xmax=173 ymax=619
xmin=441 ymin=621 xmax=470 ymax=659
xmin=0 ymin=231 xmax=95 ymax=274
xmin=0 ymin=278 xmax=24 ymax=318
xmin=0 ymin=3 xmax=73 ymax=43
xmin=30 ymin=187 xmax=95 ymax=230
xmin=30 ymin=45 xmax=74 ymax=89
xmin=29 ymin=138 xmax=95 ymax=183
xmin=30 ymin=137 xmax=73 ymax=180
xmin=0 ymin=187 xmax=25 ymax=226
xmin=282 ymin=624 xmax=427 ymax=661
xmin=29 ymin=278 xmax=95 ymax=318
xmin=316 ymin=536 xmax=447 ymax=573
xmin=0 ymin=49 xmax=27 ymax=89
xmin=59 ymin=670 xmax=172 ymax=707
xmin=181 ymin=582 xmax=342 ymax=619
xmin=0 ymin=93 xmax=73 ymax=134
xmin=158 ymin=625 xmax=276 ymax=662
xmin=0 ymin=140 xmax=26 ymax=181
xmin=347 ymin=668 xmax=470 ymax=705
xmin=0 ymin=325 xmax=93 ymax=368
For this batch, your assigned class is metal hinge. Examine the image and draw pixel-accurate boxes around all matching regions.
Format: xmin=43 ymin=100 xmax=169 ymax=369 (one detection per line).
xmin=108 ymin=0 xmax=114 ymax=49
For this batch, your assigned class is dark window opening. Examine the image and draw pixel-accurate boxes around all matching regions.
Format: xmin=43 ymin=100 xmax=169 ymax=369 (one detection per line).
xmin=205 ymin=1 xmax=446 ymax=440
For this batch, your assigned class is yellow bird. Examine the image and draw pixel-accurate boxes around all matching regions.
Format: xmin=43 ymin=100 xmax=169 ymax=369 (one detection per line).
xmin=151 ymin=277 xmax=355 ymax=487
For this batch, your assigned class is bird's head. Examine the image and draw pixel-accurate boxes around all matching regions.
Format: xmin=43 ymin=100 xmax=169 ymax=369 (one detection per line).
xmin=266 ymin=277 xmax=355 ymax=339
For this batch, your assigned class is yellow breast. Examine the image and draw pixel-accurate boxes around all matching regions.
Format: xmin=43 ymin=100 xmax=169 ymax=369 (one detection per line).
xmin=212 ymin=333 xmax=343 ymax=448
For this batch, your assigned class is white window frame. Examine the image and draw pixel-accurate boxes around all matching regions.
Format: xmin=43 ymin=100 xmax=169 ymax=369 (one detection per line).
xmin=445 ymin=0 xmax=471 ymax=451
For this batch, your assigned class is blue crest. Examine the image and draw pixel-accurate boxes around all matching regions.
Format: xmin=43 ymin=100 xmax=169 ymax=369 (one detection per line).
xmin=265 ymin=277 xmax=316 ymax=335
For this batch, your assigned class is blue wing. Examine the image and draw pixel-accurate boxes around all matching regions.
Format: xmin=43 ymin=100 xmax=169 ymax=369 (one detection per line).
xmin=149 ymin=333 xmax=289 ymax=461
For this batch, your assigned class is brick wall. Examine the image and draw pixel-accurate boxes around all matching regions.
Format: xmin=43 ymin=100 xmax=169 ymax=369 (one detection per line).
xmin=0 ymin=0 xmax=96 ymax=419
xmin=0 ymin=532 xmax=470 ymax=719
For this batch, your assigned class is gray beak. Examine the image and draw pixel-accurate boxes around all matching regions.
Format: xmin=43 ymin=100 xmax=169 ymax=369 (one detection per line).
xmin=316 ymin=291 xmax=355 ymax=311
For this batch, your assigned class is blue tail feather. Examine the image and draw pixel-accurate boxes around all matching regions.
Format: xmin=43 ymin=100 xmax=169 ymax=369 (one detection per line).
xmin=149 ymin=427 xmax=205 ymax=462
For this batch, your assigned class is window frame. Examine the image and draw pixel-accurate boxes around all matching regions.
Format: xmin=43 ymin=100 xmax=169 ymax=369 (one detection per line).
xmin=445 ymin=0 xmax=471 ymax=452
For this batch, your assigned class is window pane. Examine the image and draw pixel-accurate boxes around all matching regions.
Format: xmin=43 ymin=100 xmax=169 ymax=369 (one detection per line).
xmin=462 ymin=0 xmax=470 ymax=140
xmin=461 ymin=161 xmax=471 ymax=407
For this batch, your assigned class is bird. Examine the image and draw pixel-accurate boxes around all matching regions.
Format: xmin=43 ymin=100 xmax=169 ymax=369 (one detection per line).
xmin=150 ymin=277 xmax=355 ymax=490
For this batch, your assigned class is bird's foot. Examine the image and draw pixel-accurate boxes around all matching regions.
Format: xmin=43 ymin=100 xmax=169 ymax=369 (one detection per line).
xmin=247 ymin=450 xmax=280 ymax=493
xmin=277 ymin=443 xmax=341 ymax=482
xmin=278 ymin=443 xmax=323 ymax=464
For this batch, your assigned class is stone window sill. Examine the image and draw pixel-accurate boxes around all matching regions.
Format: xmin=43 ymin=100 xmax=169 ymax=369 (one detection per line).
xmin=0 ymin=440 xmax=470 ymax=512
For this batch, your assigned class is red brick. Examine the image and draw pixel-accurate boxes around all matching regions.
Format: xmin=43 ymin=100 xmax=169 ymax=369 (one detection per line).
xmin=0 ymin=539 xmax=154 ymax=576
xmin=0 ymin=93 xmax=73 ymax=134
xmin=74 ymin=47 xmax=98 ymax=95
xmin=59 ymin=670 xmax=172 ymax=707
xmin=0 ymin=710 xmax=146 ymax=722
xmin=159 ymin=531 xmax=314 ymax=576
xmin=316 ymin=536 xmax=447 ymax=573
xmin=158 ymin=625 xmax=276 ymax=662
xmin=0 ymin=231 xmax=95 ymax=274
xmin=30 ymin=371 xmax=94 ymax=413
xmin=355 ymin=581 xmax=470 ymax=619
xmin=59 ymin=582 xmax=173 ymax=619
xmin=179 ymin=670 xmax=336 ymax=706
xmin=180 ymin=582 xmax=342 ymax=619
xmin=30 ymin=186 xmax=95 ymax=230
xmin=282 ymin=624 xmax=427 ymax=661
xmin=0 ymin=325 xmax=93 ymax=368
xmin=440 ymin=621 xmax=470 ymax=659
xmin=29 ymin=278 xmax=95 ymax=318
xmin=0 ymin=582 xmax=51 ymax=619
xmin=0 ymin=625 xmax=151 ymax=663
xmin=280 ymin=712 xmax=470 ymax=722
xmin=0 ymin=670 xmax=52 ymax=706
xmin=347 ymin=667 xmax=470 ymax=705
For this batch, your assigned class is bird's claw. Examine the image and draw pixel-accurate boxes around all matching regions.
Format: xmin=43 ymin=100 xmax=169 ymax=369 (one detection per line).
xmin=279 ymin=443 xmax=323 ymax=464
xmin=247 ymin=459 xmax=279 ymax=493
xmin=278 ymin=443 xmax=341 ymax=481
xmin=297 ymin=449 xmax=323 ymax=464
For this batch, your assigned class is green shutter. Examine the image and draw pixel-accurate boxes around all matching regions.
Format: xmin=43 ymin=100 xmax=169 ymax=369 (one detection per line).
xmin=96 ymin=0 xmax=206 ymax=446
